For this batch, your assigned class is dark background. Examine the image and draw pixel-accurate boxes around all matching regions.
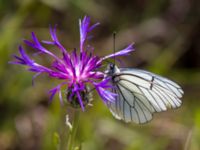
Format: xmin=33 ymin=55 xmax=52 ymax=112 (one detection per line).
xmin=0 ymin=0 xmax=200 ymax=150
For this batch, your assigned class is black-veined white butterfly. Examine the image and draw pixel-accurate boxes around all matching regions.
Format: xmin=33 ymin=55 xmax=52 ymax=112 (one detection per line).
xmin=105 ymin=63 xmax=184 ymax=124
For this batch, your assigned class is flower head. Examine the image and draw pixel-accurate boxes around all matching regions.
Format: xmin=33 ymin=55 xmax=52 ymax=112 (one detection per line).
xmin=10 ymin=16 xmax=134 ymax=111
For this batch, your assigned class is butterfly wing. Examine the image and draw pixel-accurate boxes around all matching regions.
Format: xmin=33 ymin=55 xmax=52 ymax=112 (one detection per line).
xmin=106 ymin=68 xmax=183 ymax=124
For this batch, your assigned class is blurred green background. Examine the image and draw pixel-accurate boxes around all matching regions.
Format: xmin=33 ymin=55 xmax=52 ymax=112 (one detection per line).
xmin=0 ymin=0 xmax=200 ymax=150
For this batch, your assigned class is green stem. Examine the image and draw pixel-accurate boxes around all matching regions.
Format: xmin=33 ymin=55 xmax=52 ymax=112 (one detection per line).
xmin=67 ymin=110 xmax=80 ymax=150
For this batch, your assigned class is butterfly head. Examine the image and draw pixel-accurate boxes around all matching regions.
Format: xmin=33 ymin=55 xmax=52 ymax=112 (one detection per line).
xmin=105 ymin=63 xmax=120 ymax=76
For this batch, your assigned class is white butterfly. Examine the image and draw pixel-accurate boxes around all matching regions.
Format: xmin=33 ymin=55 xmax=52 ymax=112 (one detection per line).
xmin=105 ymin=64 xmax=184 ymax=124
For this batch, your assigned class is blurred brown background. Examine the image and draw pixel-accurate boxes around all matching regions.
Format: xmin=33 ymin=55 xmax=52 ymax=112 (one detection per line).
xmin=0 ymin=0 xmax=200 ymax=150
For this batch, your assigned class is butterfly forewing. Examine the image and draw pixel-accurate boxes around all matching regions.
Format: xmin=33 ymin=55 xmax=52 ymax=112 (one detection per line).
xmin=106 ymin=66 xmax=183 ymax=124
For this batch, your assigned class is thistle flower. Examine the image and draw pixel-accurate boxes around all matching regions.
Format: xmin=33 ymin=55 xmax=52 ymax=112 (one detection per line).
xmin=10 ymin=16 xmax=134 ymax=111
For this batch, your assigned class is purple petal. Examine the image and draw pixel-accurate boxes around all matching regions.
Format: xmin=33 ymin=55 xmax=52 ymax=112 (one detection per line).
xmin=59 ymin=90 xmax=64 ymax=105
xmin=48 ymin=82 xmax=67 ymax=103
xmin=50 ymin=24 xmax=58 ymax=42
xmin=93 ymin=78 xmax=117 ymax=103
xmin=44 ymin=25 xmax=68 ymax=53
xmin=96 ymin=86 xmax=117 ymax=103
xmin=76 ymin=91 xmax=85 ymax=111
xmin=100 ymin=43 xmax=135 ymax=61
xmin=49 ymin=87 xmax=58 ymax=103
xmin=79 ymin=16 xmax=99 ymax=52
xmin=18 ymin=46 xmax=34 ymax=65
xmin=9 ymin=55 xmax=25 ymax=65
xmin=89 ymin=22 xmax=100 ymax=32
xmin=32 ymin=51 xmax=44 ymax=56
xmin=24 ymin=33 xmax=45 ymax=52
xmin=23 ymin=40 xmax=35 ymax=48
xmin=32 ymin=72 xmax=41 ymax=86
xmin=31 ymin=32 xmax=41 ymax=47
xmin=42 ymin=40 xmax=55 ymax=45
xmin=24 ymin=32 xmax=66 ymax=64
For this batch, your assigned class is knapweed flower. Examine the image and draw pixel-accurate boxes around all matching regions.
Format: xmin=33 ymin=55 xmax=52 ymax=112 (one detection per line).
xmin=10 ymin=16 xmax=134 ymax=111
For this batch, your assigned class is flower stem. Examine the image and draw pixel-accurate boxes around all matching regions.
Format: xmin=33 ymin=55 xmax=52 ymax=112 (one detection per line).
xmin=67 ymin=110 xmax=80 ymax=150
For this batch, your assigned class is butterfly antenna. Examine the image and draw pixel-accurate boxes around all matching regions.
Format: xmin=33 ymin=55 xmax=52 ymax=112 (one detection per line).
xmin=113 ymin=32 xmax=116 ymax=66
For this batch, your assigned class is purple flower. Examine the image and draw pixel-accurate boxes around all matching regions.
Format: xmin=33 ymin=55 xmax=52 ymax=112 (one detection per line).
xmin=10 ymin=16 xmax=134 ymax=111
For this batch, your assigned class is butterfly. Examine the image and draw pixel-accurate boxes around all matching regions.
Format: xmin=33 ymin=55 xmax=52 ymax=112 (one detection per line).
xmin=105 ymin=63 xmax=184 ymax=124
